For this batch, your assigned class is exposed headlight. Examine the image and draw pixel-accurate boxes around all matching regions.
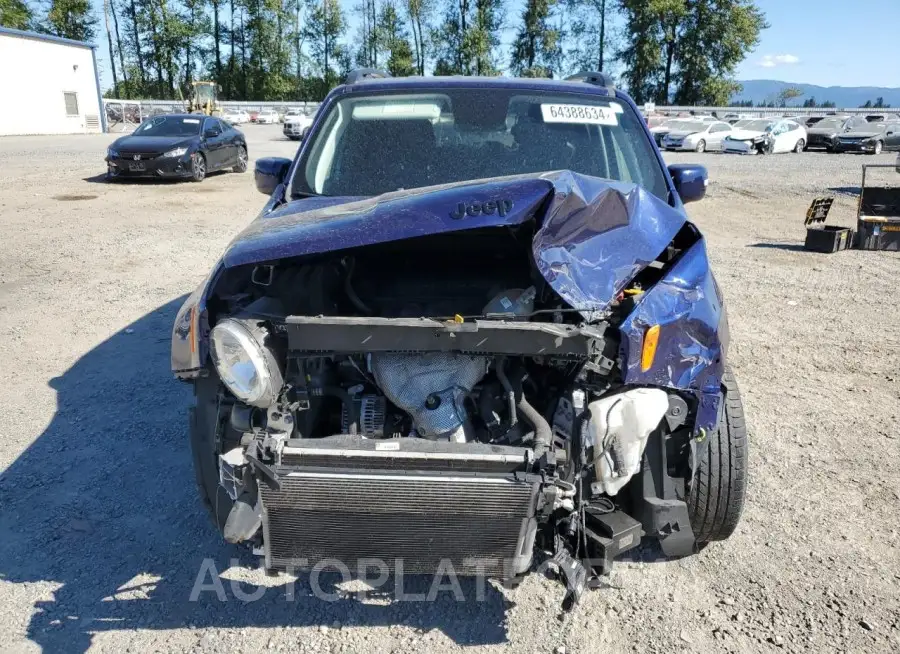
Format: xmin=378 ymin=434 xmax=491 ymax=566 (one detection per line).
xmin=210 ymin=319 xmax=283 ymax=407
xmin=163 ymin=146 xmax=189 ymax=158
xmin=107 ymin=147 xmax=119 ymax=158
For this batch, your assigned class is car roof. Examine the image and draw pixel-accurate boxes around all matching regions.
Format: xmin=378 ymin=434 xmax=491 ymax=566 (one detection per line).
xmin=333 ymin=75 xmax=617 ymax=99
xmin=146 ymin=113 xmax=206 ymax=119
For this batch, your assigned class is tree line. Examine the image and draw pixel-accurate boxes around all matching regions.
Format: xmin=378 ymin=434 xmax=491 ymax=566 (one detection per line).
xmin=0 ymin=0 xmax=766 ymax=104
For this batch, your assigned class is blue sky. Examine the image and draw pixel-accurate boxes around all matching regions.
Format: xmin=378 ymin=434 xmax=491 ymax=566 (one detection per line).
xmin=92 ymin=0 xmax=900 ymax=93
xmin=734 ymin=0 xmax=900 ymax=87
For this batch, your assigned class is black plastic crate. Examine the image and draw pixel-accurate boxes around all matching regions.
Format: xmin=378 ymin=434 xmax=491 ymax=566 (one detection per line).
xmin=804 ymin=225 xmax=853 ymax=253
xmin=803 ymin=198 xmax=853 ymax=253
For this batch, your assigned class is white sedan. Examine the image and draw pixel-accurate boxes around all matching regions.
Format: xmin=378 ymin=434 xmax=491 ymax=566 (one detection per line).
xmin=256 ymin=109 xmax=279 ymax=124
xmin=222 ymin=110 xmax=250 ymax=125
xmin=723 ymin=118 xmax=807 ymax=154
xmin=662 ymin=120 xmax=733 ymax=152
xmin=283 ymin=111 xmax=314 ymax=140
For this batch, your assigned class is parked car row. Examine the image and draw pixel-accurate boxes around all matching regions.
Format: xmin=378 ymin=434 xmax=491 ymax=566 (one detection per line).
xmin=650 ymin=113 xmax=900 ymax=155
xmin=220 ymin=108 xmax=316 ymax=127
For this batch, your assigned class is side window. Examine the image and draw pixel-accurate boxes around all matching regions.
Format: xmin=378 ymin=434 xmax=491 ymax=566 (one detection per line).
xmin=64 ymin=92 xmax=79 ymax=116
xmin=216 ymin=119 xmax=228 ymax=132
xmin=711 ymin=123 xmax=728 ymax=133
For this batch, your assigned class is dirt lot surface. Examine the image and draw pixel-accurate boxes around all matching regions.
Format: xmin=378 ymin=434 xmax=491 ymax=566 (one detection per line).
xmin=1 ymin=125 xmax=898 ymax=654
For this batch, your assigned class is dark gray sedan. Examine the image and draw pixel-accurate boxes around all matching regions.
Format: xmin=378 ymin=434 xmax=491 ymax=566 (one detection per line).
xmin=833 ymin=121 xmax=900 ymax=155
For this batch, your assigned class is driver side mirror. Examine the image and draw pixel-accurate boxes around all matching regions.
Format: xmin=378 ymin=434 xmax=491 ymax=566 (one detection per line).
xmin=203 ymin=128 xmax=220 ymax=138
xmin=668 ymin=163 xmax=708 ymax=204
xmin=255 ymin=157 xmax=292 ymax=196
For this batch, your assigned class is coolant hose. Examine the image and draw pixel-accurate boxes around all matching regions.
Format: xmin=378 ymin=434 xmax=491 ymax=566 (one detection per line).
xmin=517 ymin=394 xmax=552 ymax=458
xmin=496 ymin=359 xmax=518 ymax=427
xmin=322 ymin=386 xmax=358 ymax=435
xmin=498 ymin=358 xmax=551 ymax=457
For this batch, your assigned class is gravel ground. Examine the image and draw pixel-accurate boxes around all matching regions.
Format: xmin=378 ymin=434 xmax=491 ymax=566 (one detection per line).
xmin=1 ymin=125 xmax=899 ymax=654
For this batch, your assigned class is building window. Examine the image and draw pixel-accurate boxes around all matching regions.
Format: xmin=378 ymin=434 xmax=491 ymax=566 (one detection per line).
xmin=64 ymin=92 xmax=79 ymax=116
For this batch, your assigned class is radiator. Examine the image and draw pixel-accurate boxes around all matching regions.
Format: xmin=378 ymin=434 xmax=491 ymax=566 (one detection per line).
xmin=260 ymin=437 xmax=539 ymax=577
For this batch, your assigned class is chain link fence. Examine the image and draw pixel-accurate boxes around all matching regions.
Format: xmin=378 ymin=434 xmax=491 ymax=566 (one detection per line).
xmin=103 ymin=99 xmax=323 ymax=131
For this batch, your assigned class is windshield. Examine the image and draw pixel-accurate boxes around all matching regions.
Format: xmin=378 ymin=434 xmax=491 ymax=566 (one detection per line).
xmin=815 ymin=117 xmax=847 ymax=129
xmin=134 ymin=115 xmax=202 ymax=136
xmin=294 ymin=89 xmax=667 ymax=201
xmin=743 ymin=119 xmax=775 ymax=132
xmin=194 ymin=84 xmax=215 ymax=103
xmin=670 ymin=121 xmax=708 ymax=133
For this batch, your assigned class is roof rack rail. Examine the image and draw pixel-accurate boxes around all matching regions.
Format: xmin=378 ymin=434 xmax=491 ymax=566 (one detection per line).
xmin=565 ymin=71 xmax=615 ymax=93
xmin=345 ymin=68 xmax=392 ymax=84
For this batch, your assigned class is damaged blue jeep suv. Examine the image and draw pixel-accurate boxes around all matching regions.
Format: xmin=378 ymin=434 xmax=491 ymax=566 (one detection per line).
xmin=172 ymin=70 xmax=746 ymax=608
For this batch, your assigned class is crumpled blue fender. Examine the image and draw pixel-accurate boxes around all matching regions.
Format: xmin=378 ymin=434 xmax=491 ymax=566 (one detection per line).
xmin=618 ymin=238 xmax=729 ymax=433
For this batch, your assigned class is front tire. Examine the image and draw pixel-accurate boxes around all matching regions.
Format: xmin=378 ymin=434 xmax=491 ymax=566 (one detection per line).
xmin=872 ymin=140 xmax=884 ymax=155
xmin=794 ymin=139 xmax=805 ymax=153
xmin=233 ymin=145 xmax=248 ymax=173
xmin=687 ymin=368 xmax=748 ymax=544
xmin=695 ymin=139 xmax=706 ymax=153
xmin=190 ymin=152 xmax=207 ymax=182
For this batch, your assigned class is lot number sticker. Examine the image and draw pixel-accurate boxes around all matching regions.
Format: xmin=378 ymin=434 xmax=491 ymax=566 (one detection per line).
xmin=541 ymin=104 xmax=618 ymax=126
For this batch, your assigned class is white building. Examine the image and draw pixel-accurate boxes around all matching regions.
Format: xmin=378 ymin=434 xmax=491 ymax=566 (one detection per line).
xmin=0 ymin=27 xmax=106 ymax=136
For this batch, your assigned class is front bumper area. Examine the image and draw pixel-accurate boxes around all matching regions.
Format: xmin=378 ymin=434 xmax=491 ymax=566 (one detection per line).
xmin=283 ymin=123 xmax=305 ymax=137
xmin=663 ymin=141 xmax=696 ymax=151
xmin=106 ymin=154 xmax=194 ymax=178
xmin=834 ymin=141 xmax=877 ymax=153
xmin=807 ymin=134 xmax=837 ymax=149
xmin=722 ymin=140 xmax=757 ymax=154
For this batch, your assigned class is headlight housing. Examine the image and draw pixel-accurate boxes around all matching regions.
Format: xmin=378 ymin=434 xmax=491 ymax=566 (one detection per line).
xmin=107 ymin=147 xmax=119 ymax=158
xmin=163 ymin=146 xmax=189 ymax=158
xmin=210 ymin=319 xmax=283 ymax=407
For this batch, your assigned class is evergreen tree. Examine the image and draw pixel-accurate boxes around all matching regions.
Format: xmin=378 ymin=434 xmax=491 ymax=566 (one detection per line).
xmin=509 ymin=0 xmax=561 ymax=78
xmin=0 ymin=0 xmax=33 ymax=29
xmin=379 ymin=0 xmax=415 ymax=76
xmin=44 ymin=0 xmax=99 ymax=41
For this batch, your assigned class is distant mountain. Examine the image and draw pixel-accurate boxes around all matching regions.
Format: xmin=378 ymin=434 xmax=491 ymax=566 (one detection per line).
xmin=731 ymin=80 xmax=900 ymax=109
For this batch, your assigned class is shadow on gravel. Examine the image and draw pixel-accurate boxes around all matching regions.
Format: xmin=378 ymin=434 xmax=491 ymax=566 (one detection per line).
xmin=82 ymin=172 xmax=230 ymax=185
xmin=827 ymin=186 xmax=860 ymax=197
xmin=0 ymin=298 xmax=512 ymax=653
xmin=747 ymin=242 xmax=807 ymax=252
